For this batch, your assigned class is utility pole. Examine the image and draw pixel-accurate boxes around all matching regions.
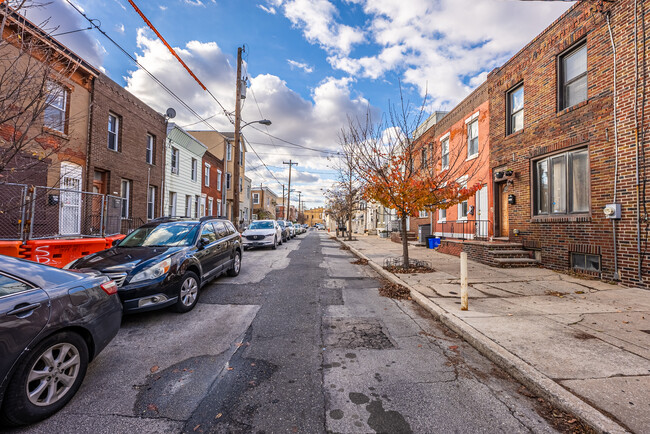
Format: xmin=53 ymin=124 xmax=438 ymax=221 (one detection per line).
xmin=232 ymin=46 xmax=244 ymax=228
xmin=283 ymin=160 xmax=297 ymax=220
xmin=281 ymin=184 xmax=285 ymax=220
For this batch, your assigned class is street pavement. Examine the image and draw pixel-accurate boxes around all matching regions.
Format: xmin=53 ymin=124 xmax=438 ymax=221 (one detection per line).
xmin=12 ymin=231 xmax=570 ymax=433
xmin=338 ymin=233 xmax=650 ymax=434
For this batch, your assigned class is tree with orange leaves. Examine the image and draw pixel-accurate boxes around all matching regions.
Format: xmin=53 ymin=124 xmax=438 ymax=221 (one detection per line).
xmin=340 ymin=89 xmax=482 ymax=268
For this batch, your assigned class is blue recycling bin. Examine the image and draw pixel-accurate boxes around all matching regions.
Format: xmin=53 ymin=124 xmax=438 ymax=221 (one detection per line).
xmin=427 ymin=237 xmax=441 ymax=249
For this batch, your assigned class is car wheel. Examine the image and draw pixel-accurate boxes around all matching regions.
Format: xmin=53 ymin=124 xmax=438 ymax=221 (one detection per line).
xmin=227 ymin=251 xmax=241 ymax=277
xmin=173 ymin=271 xmax=200 ymax=313
xmin=272 ymin=236 xmax=277 ymax=250
xmin=0 ymin=332 xmax=89 ymax=426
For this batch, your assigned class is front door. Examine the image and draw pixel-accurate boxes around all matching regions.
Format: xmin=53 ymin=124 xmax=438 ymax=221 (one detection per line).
xmin=499 ymin=183 xmax=509 ymax=237
xmin=60 ymin=162 xmax=82 ymax=235
xmin=92 ymin=171 xmax=107 ymax=232
xmin=476 ymin=184 xmax=488 ymax=237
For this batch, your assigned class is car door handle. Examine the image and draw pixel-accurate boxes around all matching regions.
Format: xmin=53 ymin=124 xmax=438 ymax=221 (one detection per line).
xmin=7 ymin=303 xmax=41 ymax=316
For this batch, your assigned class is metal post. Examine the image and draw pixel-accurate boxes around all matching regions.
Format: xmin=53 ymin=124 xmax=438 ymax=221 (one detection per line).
xmin=100 ymin=196 xmax=105 ymax=237
xmin=460 ymin=252 xmax=468 ymax=311
xmin=28 ymin=187 xmax=36 ymax=240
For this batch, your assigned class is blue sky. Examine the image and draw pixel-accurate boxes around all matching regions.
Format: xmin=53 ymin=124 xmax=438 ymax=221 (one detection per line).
xmin=29 ymin=0 xmax=574 ymax=207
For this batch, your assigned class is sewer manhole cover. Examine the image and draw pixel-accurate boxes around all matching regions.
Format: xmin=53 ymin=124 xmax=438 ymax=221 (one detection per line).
xmin=323 ymin=318 xmax=394 ymax=350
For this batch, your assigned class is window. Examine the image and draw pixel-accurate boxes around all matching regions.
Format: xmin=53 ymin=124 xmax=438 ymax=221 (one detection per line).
xmin=441 ymin=136 xmax=449 ymax=170
xmin=214 ymin=221 xmax=228 ymax=238
xmin=0 ymin=272 xmax=33 ymax=297
xmin=185 ymin=195 xmax=192 ymax=217
xmin=191 ymin=158 xmax=198 ymax=182
xmin=147 ymin=186 xmax=156 ymax=220
xmin=217 ymin=170 xmax=222 ymax=191
xmin=266 ymin=197 xmax=270 ymax=206
xmin=217 ymin=201 xmax=222 ymax=217
xmin=121 ymin=179 xmax=131 ymax=219
xmin=171 ymin=147 xmax=180 ymax=174
xmin=421 ymin=148 xmax=428 ymax=169
xmin=227 ymin=143 xmax=232 ymax=161
xmin=207 ymin=197 xmax=213 ymax=216
xmin=438 ymin=208 xmax=446 ymax=222
xmin=146 ymin=134 xmax=155 ymax=164
xmin=195 ymin=196 xmax=200 ymax=218
xmin=467 ymin=118 xmax=479 ymax=158
xmin=507 ymin=84 xmax=524 ymax=134
xmin=457 ymin=176 xmax=468 ymax=220
xmin=533 ymin=148 xmax=589 ymax=216
xmin=204 ymin=163 xmax=210 ymax=187
xmin=253 ymin=193 xmax=260 ymax=204
xmin=419 ymin=210 xmax=428 ymax=218
xmin=559 ymin=43 xmax=587 ymax=110
xmin=239 ymin=177 xmax=243 ymax=192
xmin=239 ymin=143 xmax=244 ymax=166
xmin=571 ymin=253 xmax=600 ymax=272
xmin=200 ymin=223 xmax=218 ymax=244
xmin=108 ymin=113 xmax=120 ymax=151
xmin=44 ymin=82 xmax=67 ymax=133
xmin=169 ymin=192 xmax=177 ymax=216
xmin=226 ymin=172 xmax=231 ymax=190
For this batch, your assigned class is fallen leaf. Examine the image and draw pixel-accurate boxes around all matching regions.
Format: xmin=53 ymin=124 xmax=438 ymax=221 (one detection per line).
xmin=567 ymin=419 xmax=577 ymax=424
xmin=150 ymin=365 xmax=159 ymax=373
xmin=622 ymin=321 xmax=629 ymax=324
xmin=193 ymin=424 xmax=201 ymax=431
xmin=575 ymin=291 xmax=584 ymax=294
xmin=215 ymin=413 xmax=222 ymax=419
xmin=251 ymin=363 xmax=256 ymax=367
xmin=147 ymin=404 xmax=158 ymax=412
xmin=449 ymin=345 xmax=458 ymax=351
xmin=227 ymin=367 xmax=234 ymax=371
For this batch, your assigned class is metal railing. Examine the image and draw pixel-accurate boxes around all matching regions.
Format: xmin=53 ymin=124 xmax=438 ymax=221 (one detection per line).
xmin=0 ymin=183 xmax=124 ymax=240
xmin=435 ymin=219 xmax=491 ymax=241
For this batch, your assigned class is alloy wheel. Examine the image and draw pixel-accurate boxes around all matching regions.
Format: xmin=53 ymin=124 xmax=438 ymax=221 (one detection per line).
xmin=26 ymin=343 xmax=81 ymax=407
xmin=180 ymin=276 xmax=198 ymax=306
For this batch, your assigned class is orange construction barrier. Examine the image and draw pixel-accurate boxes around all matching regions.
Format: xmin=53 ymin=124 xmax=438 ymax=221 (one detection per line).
xmin=0 ymin=240 xmax=26 ymax=258
xmin=105 ymin=234 xmax=126 ymax=249
xmin=24 ymin=238 xmax=108 ymax=268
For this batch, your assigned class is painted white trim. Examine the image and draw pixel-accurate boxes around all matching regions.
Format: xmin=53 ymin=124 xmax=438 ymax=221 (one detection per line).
xmin=464 ymin=110 xmax=480 ymax=124
xmin=465 ymin=154 xmax=479 ymax=162
xmin=439 ymin=131 xmax=450 ymax=142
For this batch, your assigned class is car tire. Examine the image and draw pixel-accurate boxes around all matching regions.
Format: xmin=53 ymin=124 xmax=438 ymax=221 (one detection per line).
xmin=173 ymin=271 xmax=200 ymax=313
xmin=227 ymin=251 xmax=241 ymax=277
xmin=272 ymin=236 xmax=277 ymax=250
xmin=0 ymin=332 xmax=89 ymax=426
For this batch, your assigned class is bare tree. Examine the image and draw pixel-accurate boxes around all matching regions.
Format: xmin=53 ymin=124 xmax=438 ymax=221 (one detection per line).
xmin=328 ymin=134 xmax=362 ymax=241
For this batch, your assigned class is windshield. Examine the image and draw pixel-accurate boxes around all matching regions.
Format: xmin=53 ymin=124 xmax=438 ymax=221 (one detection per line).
xmin=118 ymin=223 xmax=199 ymax=247
xmin=277 ymin=221 xmax=285 ymax=228
xmin=249 ymin=221 xmax=274 ymax=230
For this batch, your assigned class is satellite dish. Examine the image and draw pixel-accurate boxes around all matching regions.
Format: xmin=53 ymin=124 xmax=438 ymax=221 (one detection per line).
xmin=166 ymin=108 xmax=176 ymax=119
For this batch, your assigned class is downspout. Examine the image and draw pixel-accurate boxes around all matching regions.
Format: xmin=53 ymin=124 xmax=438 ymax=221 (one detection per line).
xmin=633 ymin=0 xmax=643 ymax=282
xmin=606 ymin=12 xmax=620 ymax=280
xmin=85 ymin=77 xmax=95 ymax=194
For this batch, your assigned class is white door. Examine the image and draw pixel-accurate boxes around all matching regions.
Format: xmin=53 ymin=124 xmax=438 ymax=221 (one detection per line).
xmin=59 ymin=162 xmax=82 ymax=235
xmin=476 ymin=184 xmax=488 ymax=237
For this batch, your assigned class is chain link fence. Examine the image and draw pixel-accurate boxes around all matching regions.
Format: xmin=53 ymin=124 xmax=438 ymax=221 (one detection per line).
xmin=0 ymin=183 xmax=124 ymax=240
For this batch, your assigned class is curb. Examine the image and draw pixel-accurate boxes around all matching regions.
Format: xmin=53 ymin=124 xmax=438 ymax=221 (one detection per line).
xmin=332 ymin=235 xmax=628 ymax=434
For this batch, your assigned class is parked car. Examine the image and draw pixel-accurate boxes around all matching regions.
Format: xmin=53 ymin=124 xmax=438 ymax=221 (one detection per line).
xmin=0 ymin=256 xmax=122 ymax=426
xmin=276 ymin=220 xmax=290 ymax=242
xmin=285 ymin=222 xmax=296 ymax=238
xmin=68 ymin=217 xmax=242 ymax=314
xmin=317 ymin=224 xmax=326 ymax=230
xmin=242 ymin=220 xmax=282 ymax=250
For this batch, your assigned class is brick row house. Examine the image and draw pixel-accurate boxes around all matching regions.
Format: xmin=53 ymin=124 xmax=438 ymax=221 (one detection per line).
xmin=409 ymin=0 xmax=649 ymax=289
xmin=202 ymin=150 xmax=225 ymax=218
xmin=251 ymin=186 xmax=279 ymax=219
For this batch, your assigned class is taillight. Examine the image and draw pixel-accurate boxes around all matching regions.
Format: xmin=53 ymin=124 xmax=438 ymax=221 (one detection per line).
xmin=100 ymin=280 xmax=118 ymax=295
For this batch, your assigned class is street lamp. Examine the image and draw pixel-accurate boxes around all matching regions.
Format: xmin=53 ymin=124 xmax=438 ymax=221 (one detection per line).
xmin=233 ymin=119 xmax=272 ymax=228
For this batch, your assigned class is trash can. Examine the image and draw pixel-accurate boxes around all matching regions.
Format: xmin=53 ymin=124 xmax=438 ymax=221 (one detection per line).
xmin=427 ymin=236 xmax=441 ymax=249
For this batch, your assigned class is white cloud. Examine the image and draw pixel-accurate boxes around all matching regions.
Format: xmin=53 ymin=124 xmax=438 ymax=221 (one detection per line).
xmin=116 ymin=23 xmax=125 ymax=34
xmin=160 ymin=5 xmax=168 ymax=11
xmin=287 ymin=59 xmax=313 ymax=73
xmin=258 ymin=4 xmax=276 ymax=14
xmin=184 ymin=0 xmax=204 ymax=6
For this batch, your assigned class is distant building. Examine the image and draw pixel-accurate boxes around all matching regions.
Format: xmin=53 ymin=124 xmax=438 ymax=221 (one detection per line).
xmin=251 ymin=186 xmax=278 ymax=219
xmin=201 ymin=150 xmax=224 ymax=217
xmin=303 ymin=207 xmax=325 ymax=226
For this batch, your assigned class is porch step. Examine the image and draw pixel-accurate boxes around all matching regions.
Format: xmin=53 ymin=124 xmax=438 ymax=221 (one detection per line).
xmin=399 ymin=232 xmax=418 ymax=241
xmin=493 ymin=257 xmax=540 ymax=267
xmin=489 ymin=249 xmax=533 ymax=258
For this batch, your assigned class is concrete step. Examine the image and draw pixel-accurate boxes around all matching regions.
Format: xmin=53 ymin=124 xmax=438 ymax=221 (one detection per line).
xmin=489 ymin=249 xmax=533 ymax=258
xmin=493 ymin=257 xmax=540 ymax=268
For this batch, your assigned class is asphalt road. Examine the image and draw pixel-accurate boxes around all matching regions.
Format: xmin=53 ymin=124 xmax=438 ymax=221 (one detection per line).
xmin=13 ymin=230 xmax=560 ymax=433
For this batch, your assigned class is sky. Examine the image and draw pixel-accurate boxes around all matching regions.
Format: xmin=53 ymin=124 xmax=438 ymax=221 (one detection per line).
xmin=23 ymin=0 xmax=574 ymax=208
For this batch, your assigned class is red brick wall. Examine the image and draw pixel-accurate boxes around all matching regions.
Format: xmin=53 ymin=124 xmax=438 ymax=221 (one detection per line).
xmin=202 ymin=151 xmax=223 ymax=214
xmin=487 ymin=0 xmax=649 ymax=288
xmin=87 ymin=74 xmax=166 ymax=223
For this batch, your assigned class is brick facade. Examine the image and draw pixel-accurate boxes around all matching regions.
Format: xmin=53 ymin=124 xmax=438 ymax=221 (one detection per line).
xmin=487 ymin=0 xmax=649 ymax=288
xmin=202 ymin=151 xmax=224 ymax=216
xmin=86 ymin=74 xmax=166 ymax=227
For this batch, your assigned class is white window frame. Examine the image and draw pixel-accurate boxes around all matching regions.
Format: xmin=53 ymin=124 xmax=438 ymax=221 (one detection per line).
xmin=507 ymin=84 xmax=524 ymax=135
xmin=418 ymin=210 xmax=428 ymax=218
xmin=120 ymin=179 xmax=131 ymax=219
xmin=171 ymin=147 xmax=180 ymax=174
xmin=169 ymin=192 xmax=177 ymax=216
xmin=44 ymin=81 xmax=67 ymax=133
xmin=185 ymin=195 xmax=192 ymax=218
xmin=207 ymin=197 xmax=213 ymax=216
xmin=146 ymin=134 xmax=155 ymax=164
xmin=239 ymin=143 xmax=244 ymax=166
xmin=457 ymin=175 xmax=469 ymax=221
xmin=217 ymin=201 xmax=222 ymax=217
xmin=440 ymin=133 xmax=450 ymax=171
xmin=253 ymin=193 xmax=260 ymax=205
xmin=147 ymin=186 xmax=156 ymax=220
xmin=194 ymin=195 xmax=200 ymax=218
xmin=438 ymin=208 xmax=447 ymax=223
xmin=204 ymin=163 xmax=210 ymax=187
xmin=465 ymin=112 xmax=479 ymax=160
xmin=226 ymin=172 xmax=231 ymax=190
xmin=108 ymin=113 xmax=120 ymax=151
xmin=227 ymin=143 xmax=232 ymax=161
xmin=191 ymin=158 xmax=198 ymax=182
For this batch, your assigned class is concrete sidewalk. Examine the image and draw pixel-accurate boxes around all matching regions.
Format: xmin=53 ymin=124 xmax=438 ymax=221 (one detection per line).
xmin=334 ymin=234 xmax=650 ymax=434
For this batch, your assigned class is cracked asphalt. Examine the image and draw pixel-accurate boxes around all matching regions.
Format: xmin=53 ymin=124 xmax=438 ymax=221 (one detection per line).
xmin=12 ymin=230 xmax=561 ymax=433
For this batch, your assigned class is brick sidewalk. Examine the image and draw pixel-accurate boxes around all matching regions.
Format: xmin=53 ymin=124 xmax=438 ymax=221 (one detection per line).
xmin=338 ymin=234 xmax=650 ymax=433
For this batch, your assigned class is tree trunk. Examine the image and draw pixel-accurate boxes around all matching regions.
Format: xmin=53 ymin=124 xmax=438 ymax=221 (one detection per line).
xmin=400 ymin=215 xmax=409 ymax=268
xmin=347 ymin=213 xmax=353 ymax=241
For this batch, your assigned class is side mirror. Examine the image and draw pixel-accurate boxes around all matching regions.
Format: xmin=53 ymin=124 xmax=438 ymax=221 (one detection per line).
xmin=199 ymin=237 xmax=210 ymax=248
xmin=112 ymin=239 xmax=121 ymax=247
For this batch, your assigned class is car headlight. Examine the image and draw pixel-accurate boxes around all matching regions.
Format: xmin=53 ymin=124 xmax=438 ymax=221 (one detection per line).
xmin=63 ymin=259 xmax=78 ymax=269
xmin=130 ymin=258 xmax=171 ymax=283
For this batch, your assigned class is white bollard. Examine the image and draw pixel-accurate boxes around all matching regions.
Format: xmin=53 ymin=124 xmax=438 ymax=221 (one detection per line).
xmin=460 ymin=252 xmax=468 ymax=311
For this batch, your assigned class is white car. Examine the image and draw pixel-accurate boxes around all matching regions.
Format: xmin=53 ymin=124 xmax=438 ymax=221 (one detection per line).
xmin=242 ymin=220 xmax=282 ymax=250
xmin=286 ymin=222 xmax=296 ymax=238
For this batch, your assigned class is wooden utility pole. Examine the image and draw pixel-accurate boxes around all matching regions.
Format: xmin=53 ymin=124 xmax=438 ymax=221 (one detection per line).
xmin=281 ymin=184 xmax=285 ymax=220
xmin=232 ymin=46 xmax=244 ymax=228
xmin=283 ymin=160 xmax=297 ymax=220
